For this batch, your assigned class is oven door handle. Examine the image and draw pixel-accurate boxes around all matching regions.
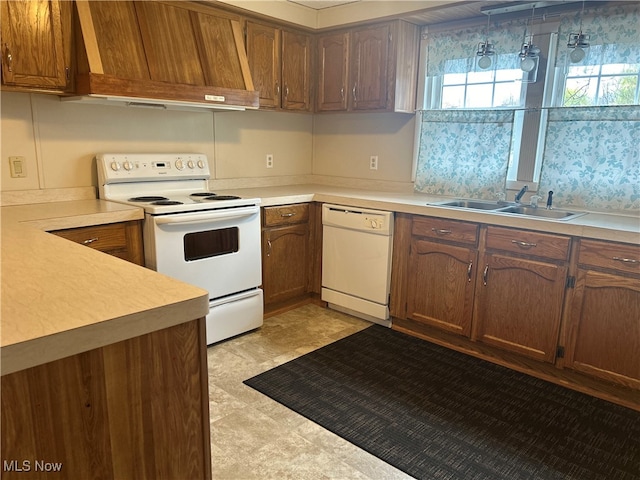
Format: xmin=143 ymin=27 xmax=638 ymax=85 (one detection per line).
xmin=154 ymin=206 xmax=259 ymax=226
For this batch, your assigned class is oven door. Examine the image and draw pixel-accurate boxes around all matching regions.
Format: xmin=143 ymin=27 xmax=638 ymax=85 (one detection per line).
xmin=144 ymin=206 xmax=262 ymax=299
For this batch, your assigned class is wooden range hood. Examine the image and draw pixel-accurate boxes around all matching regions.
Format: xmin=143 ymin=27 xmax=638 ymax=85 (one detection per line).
xmin=69 ymin=0 xmax=259 ymax=111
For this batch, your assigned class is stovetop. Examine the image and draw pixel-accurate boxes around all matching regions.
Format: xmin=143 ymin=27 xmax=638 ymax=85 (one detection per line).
xmin=96 ymin=153 xmax=260 ymax=214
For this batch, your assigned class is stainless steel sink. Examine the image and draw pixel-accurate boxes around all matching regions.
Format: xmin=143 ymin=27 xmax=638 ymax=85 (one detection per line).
xmin=432 ymin=199 xmax=504 ymax=210
xmin=499 ymin=205 xmax=586 ymax=221
xmin=430 ymin=198 xmax=586 ymax=221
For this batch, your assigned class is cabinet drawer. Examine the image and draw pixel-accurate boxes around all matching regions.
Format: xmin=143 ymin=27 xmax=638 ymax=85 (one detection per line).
xmin=263 ymin=203 xmax=309 ymax=227
xmin=412 ymin=216 xmax=478 ymax=245
xmin=485 ymin=226 xmax=570 ymax=261
xmin=52 ymin=223 xmax=128 ymax=252
xmin=578 ymin=239 xmax=640 ymax=275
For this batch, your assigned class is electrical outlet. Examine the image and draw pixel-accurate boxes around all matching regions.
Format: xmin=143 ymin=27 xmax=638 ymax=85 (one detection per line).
xmin=266 ymin=154 xmax=274 ymax=168
xmin=369 ymin=155 xmax=378 ymax=170
xmin=9 ymin=156 xmax=27 ymax=178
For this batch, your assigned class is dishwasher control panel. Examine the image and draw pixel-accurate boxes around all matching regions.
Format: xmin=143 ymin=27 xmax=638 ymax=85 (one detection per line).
xmin=322 ymin=204 xmax=393 ymax=236
xmin=366 ymin=216 xmax=384 ymax=230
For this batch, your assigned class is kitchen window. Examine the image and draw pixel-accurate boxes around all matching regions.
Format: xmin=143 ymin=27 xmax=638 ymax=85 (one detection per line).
xmin=562 ymin=62 xmax=640 ymax=106
xmin=414 ymin=3 xmax=640 ymax=211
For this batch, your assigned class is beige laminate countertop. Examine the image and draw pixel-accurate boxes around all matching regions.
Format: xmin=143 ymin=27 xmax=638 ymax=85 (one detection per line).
xmin=1 ymin=199 xmax=210 ymax=375
xmin=218 ymin=184 xmax=640 ymax=245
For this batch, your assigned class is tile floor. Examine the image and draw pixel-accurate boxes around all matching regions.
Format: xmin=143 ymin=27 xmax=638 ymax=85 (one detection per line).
xmin=207 ymin=303 xmax=414 ymax=480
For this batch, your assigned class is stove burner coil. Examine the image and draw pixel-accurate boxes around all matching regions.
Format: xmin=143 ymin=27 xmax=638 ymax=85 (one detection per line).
xmin=128 ymin=196 xmax=168 ymax=202
xmin=204 ymin=195 xmax=241 ymax=201
xmin=151 ymin=200 xmax=184 ymax=206
xmin=190 ymin=192 xmax=218 ymax=197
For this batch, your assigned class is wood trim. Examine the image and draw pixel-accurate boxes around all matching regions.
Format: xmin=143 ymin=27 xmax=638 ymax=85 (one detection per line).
xmin=389 ymin=212 xmax=412 ymax=319
xmin=231 ymin=19 xmax=255 ymax=91
xmin=73 ymin=73 xmax=260 ymax=108
xmin=74 ymin=0 xmax=104 ymax=75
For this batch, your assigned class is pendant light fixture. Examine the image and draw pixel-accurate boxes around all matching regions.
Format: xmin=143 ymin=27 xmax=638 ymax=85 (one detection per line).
xmin=476 ymin=13 xmax=496 ymax=70
xmin=567 ymin=0 xmax=590 ymax=63
xmin=519 ymin=6 xmax=540 ymax=80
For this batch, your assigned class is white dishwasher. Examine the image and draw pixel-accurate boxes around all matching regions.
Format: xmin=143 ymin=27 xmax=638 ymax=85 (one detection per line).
xmin=321 ymin=204 xmax=394 ymax=326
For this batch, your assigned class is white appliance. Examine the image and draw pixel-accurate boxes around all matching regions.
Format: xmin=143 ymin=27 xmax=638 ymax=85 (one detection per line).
xmin=321 ymin=204 xmax=394 ymax=327
xmin=96 ymin=153 xmax=263 ymax=344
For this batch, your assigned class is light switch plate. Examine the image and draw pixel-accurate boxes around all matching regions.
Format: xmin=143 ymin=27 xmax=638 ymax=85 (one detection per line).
xmin=9 ymin=156 xmax=27 ymax=178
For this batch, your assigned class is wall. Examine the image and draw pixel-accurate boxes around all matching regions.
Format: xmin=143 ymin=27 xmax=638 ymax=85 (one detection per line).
xmin=1 ymin=91 xmax=416 ymax=195
xmin=0 ymin=92 xmax=314 ymax=193
xmin=312 ymin=112 xmax=416 ymax=189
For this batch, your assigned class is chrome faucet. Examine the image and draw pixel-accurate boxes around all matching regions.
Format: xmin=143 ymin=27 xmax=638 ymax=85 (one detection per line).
xmin=515 ymin=185 xmax=528 ymax=203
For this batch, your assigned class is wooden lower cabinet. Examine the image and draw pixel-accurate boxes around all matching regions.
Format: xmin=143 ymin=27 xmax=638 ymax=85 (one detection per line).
xmin=392 ymin=215 xmax=639 ymax=409
xmin=1 ymin=319 xmax=211 ymax=480
xmin=564 ymin=239 xmax=640 ymax=389
xmin=262 ymin=203 xmax=321 ymax=313
xmin=406 ymin=217 xmax=479 ymax=337
xmin=51 ymin=220 xmax=144 ymax=265
xmin=472 ymin=251 xmax=567 ymax=363
xmin=263 ymin=222 xmax=309 ymax=304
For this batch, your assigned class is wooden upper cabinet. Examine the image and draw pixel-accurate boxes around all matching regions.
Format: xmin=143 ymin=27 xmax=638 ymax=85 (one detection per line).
xmin=0 ymin=0 xmax=68 ymax=89
xmin=246 ymin=22 xmax=280 ymax=108
xmin=246 ymin=21 xmax=311 ymax=111
xmin=316 ymin=20 xmax=419 ymax=113
xmin=316 ymin=32 xmax=349 ymax=111
xmin=281 ymin=29 xmax=311 ymax=111
xmin=350 ymin=23 xmax=390 ymax=111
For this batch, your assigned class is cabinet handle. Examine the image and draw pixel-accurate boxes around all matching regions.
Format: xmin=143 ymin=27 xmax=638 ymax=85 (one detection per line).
xmin=284 ymin=85 xmax=289 ymax=98
xmin=612 ymin=256 xmax=639 ymax=264
xmin=467 ymin=261 xmax=473 ymax=282
xmin=431 ymin=228 xmax=452 ymax=235
xmin=267 ymin=239 xmax=272 ymax=257
xmin=482 ymin=265 xmax=489 ymax=286
xmin=340 ymin=87 xmax=345 ymax=101
xmin=352 ymin=84 xmax=357 ymax=103
xmin=511 ymin=239 xmax=537 ymax=249
xmin=83 ymin=238 xmax=99 ymax=245
xmin=276 ymin=82 xmax=280 ymax=95
xmin=280 ymin=212 xmax=296 ymax=218
xmin=3 ymin=43 xmax=12 ymax=72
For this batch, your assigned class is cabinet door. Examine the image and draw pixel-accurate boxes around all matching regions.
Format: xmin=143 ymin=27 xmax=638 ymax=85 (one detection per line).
xmin=316 ymin=32 xmax=349 ymax=112
xmin=472 ymin=253 xmax=567 ymax=363
xmin=407 ymin=239 xmax=477 ymax=337
xmin=349 ymin=24 xmax=390 ymax=111
xmin=76 ymin=1 xmax=150 ymax=80
xmin=565 ymin=269 xmax=640 ymax=389
xmin=134 ymin=2 xmax=205 ymax=86
xmin=263 ymin=224 xmax=309 ymax=305
xmin=246 ymin=22 xmax=280 ymax=108
xmin=191 ymin=10 xmax=248 ymax=90
xmin=0 ymin=0 xmax=67 ymax=88
xmin=281 ymin=29 xmax=311 ymax=111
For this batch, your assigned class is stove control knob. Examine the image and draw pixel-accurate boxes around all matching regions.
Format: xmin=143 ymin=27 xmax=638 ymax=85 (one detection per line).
xmin=110 ymin=161 xmax=121 ymax=171
xmin=175 ymin=159 xmax=185 ymax=170
xmin=123 ymin=161 xmax=133 ymax=171
xmin=197 ymin=159 xmax=205 ymax=169
xmin=187 ymin=160 xmax=195 ymax=169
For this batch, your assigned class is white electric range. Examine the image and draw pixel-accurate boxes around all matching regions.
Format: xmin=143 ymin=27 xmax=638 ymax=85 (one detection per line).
xmin=96 ymin=153 xmax=263 ymax=344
